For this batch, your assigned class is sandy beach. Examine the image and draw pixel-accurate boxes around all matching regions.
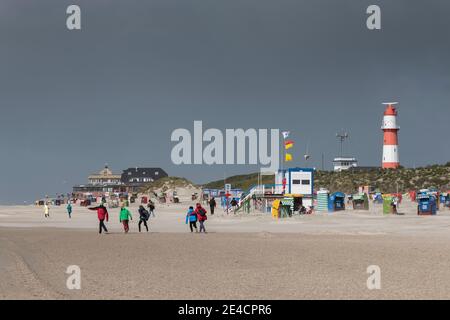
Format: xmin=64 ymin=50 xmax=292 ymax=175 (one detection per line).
xmin=1 ymin=201 xmax=450 ymax=300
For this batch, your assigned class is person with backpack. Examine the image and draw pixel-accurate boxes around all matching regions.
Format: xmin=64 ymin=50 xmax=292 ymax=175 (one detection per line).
xmin=119 ymin=204 xmax=133 ymax=233
xmin=66 ymin=202 xmax=73 ymax=219
xmin=147 ymin=200 xmax=156 ymax=217
xmin=138 ymin=205 xmax=150 ymax=232
xmin=209 ymin=197 xmax=216 ymax=215
xmin=194 ymin=203 xmax=207 ymax=233
xmin=185 ymin=206 xmax=198 ymax=233
xmin=88 ymin=202 xmax=109 ymax=234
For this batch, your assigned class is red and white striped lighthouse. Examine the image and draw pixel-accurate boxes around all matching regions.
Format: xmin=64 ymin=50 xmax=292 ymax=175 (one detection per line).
xmin=381 ymin=102 xmax=400 ymax=169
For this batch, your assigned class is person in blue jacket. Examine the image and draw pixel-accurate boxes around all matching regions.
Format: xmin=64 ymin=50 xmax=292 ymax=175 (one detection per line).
xmin=185 ymin=206 xmax=198 ymax=233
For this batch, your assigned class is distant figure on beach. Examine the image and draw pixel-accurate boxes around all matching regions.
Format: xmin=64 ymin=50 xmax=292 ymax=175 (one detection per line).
xmin=44 ymin=203 xmax=50 ymax=218
xmin=66 ymin=203 xmax=72 ymax=218
xmin=88 ymin=203 xmax=109 ymax=234
xmin=209 ymin=197 xmax=216 ymax=215
xmin=138 ymin=205 xmax=150 ymax=232
xmin=299 ymin=205 xmax=306 ymax=215
xmin=147 ymin=200 xmax=155 ymax=217
xmin=391 ymin=197 xmax=398 ymax=214
xmin=119 ymin=204 xmax=133 ymax=233
xmin=186 ymin=206 xmax=198 ymax=233
xmin=194 ymin=203 xmax=207 ymax=233
xmin=230 ymin=198 xmax=238 ymax=214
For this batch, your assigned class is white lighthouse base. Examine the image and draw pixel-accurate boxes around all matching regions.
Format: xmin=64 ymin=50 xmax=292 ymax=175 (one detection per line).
xmin=382 ymin=145 xmax=399 ymax=168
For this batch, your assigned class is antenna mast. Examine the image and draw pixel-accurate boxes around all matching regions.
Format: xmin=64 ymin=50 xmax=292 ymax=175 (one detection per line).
xmin=336 ymin=130 xmax=349 ymax=157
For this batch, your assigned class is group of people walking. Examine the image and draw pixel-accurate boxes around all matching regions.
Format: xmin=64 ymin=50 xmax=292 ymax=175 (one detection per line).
xmin=87 ymin=200 xmax=210 ymax=234
xmin=186 ymin=203 xmax=208 ymax=233
xmin=88 ymin=200 xmax=156 ymax=234
xmin=46 ymin=198 xmax=212 ymax=234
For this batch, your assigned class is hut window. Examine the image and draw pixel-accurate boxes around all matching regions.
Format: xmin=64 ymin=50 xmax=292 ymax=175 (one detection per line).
xmin=301 ymin=180 xmax=310 ymax=185
xmin=293 ymin=179 xmax=301 ymax=184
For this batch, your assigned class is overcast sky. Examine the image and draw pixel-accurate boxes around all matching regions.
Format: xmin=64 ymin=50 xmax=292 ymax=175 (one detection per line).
xmin=1 ymin=0 xmax=449 ymax=204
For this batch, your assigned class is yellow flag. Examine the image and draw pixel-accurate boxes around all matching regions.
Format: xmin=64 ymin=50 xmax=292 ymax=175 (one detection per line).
xmin=285 ymin=153 xmax=293 ymax=162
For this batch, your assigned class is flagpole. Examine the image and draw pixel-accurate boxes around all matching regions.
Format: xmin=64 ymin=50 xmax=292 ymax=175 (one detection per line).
xmin=282 ymin=131 xmax=286 ymax=193
xmin=281 ymin=131 xmax=293 ymax=195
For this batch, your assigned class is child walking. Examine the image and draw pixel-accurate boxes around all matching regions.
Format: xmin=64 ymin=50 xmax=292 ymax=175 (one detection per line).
xmin=185 ymin=206 xmax=198 ymax=233
xmin=194 ymin=203 xmax=208 ymax=233
xmin=138 ymin=205 xmax=150 ymax=232
xmin=119 ymin=204 xmax=133 ymax=233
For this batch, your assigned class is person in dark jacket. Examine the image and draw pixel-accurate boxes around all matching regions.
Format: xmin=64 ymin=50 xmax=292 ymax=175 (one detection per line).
xmin=194 ymin=203 xmax=207 ymax=233
xmin=209 ymin=197 xmax=216 ymax=215
xmin=138 ymin=205 xmax=150 ymax=232
xmin=88 ymin=203 xmax=109 ymax=234
xmin=147 ymin=200 xmax=156 ymax=217
xmin=185 ymin=206 xmax=198 ymax=232
xmin=230 ymin=198 xmax=238 ymax=214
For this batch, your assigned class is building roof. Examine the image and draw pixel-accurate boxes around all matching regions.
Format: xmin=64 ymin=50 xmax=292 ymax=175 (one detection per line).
xmin=88 ymin=165 xmax=122 ymax=179
xmin=121 ymin=167 xmax=168 ymax=183
xmin=278 ymin=167 xmax=315 ymax=173
xmin=333 ymin=157 xmax=357 ymax=162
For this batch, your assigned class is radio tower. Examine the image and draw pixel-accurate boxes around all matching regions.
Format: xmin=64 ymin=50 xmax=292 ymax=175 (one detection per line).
xmin=381 ymin=102 xmax=400 ymax=169
xmin=336 ymin=130 xmax=349 ymax=157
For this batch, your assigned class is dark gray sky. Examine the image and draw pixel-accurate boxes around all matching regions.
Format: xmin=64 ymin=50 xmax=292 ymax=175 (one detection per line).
xmin=1 ymin=0 xmax=449 ymax=204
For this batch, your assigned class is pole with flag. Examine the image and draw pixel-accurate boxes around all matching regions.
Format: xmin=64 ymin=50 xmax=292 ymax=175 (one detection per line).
xmin=283 ymin=133 xmax=294 ymax=164
xmin=281 ymin=131 xmax=294 ymax=194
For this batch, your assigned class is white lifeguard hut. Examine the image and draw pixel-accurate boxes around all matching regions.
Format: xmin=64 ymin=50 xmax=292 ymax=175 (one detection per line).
xmin=275 ymin=167 xmax=314 ymax=207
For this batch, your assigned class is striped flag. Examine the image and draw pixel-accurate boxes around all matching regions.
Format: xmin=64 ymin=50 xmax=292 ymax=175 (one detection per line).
xmin=284 ymin=140 xmax=294 ymax=150
xmin=281 ymin=131 xmax=290 ymax=139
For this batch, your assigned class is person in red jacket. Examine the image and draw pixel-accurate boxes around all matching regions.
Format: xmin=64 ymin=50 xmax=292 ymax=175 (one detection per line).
xmin=88 ymin=203 xmax=109 ymax=234
xmin=194 ymin=203 xmax=208 ymax=233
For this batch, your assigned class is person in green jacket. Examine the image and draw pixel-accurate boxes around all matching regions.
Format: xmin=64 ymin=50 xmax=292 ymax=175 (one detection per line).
xmin=119 ymin=204 xmax=133 ymax=233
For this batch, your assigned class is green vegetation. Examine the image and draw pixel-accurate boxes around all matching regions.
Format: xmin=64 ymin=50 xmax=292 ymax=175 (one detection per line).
xmin=316 ymin=165 xmax=450 ymax=193
xmin=203 ymin=163 xmax=450 ymax=194
xmin=203 ymin=173 xmax=275 ymax=191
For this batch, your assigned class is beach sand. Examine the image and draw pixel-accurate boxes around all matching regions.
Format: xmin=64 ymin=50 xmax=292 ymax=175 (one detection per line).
xmin=1 ymin=200 xmax=450 ymax=299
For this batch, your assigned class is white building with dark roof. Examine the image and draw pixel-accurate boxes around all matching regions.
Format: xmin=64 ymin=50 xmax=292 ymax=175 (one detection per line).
xmin=121 ymin=167 xmax=168 ymax=185
xmin=73 ymin=166 xmax=168 ymax=197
